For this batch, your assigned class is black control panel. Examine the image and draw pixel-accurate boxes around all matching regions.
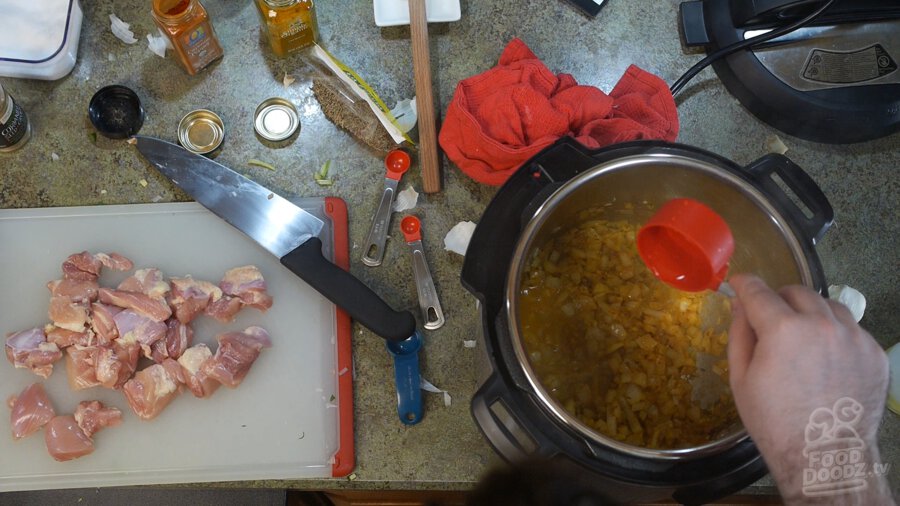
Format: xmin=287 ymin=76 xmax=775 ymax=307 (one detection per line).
xmin=563 ymin=0 xmax=607 ymax=17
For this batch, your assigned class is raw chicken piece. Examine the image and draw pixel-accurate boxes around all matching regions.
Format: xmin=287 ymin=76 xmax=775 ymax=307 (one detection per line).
xmin=5 ymin=328 xmax=63 ymax=379
xmin=178 ymin=344 xmax=219 ymax=398
xmin=94 ymin=252 xmax=134 ymax=272
xmin=150 ymin=319 xmax=193 ymax=363
xmin=65 ymin=345 xmax=101 ymax=390
xmin=204 ymin=295 xmax=243 ymax=323
xmin=201 ymin=326 xmax=272 ymax=388
xmin=117 ymin=268 xmax=170 ymax=299
xmin=99 ymin=288 xmax=172 ymax=322
xmin=95 ymin=340 xmax=141 ymax=389
xmin=45 ymin=325 xmax=94 ymax=348
xmin=148 ymin=339 xmax=166 ymax=363
xmin=61 ymin=251 xmax=133 ymax=282
xmin=47 ymin=279 xmax=99 ymax=302
xmin=48 ymin=295 xmax=90 ymax=332
xmin=90 ymin=302 xmax=123 ymax=343
xmin=161 ymin=357 xmax=186 ymax=384
xmin=113 ymin=309 xmax=167 ymax=349
xmin=167 ymin=276 xmax=222 ymax=323
xmin=61 ymin=252 xmax=102 ymax=281
xmin=67 ymin=339 xmax=141 ymax=391
xmin=219 ymin=266 xmax=273 ymax=311
xmin=164 ymin=319 xmax=192 ymax=359
xmin=8 ymin=383 xmax=56 ymax=440
xmin=73 ymin=401 xmax=122 ymax=438
xmin=122 ymin=360 xmax=183 ymax=420
xmin=44 ymin=415 xmax=94 ymax=461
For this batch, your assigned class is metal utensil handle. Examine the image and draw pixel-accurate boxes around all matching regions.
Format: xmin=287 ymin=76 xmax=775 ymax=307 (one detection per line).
xmin=408 ymin=240 xmax=445 ymax=330
xmin=362 ymin=178 xmax=400 ymax=267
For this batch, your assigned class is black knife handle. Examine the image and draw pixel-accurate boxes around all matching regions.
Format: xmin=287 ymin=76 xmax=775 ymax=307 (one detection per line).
xmin=281 ymin=237 xmax=417 ymax=342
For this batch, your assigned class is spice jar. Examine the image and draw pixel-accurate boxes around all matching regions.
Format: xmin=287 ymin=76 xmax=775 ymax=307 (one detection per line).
xmin=254 ymin=0 xmax=319 ymax=57
xmin=151 ymin=0 xmax=224 ymax=75
xmin=0 ymin=83 xmax=31 ymax=153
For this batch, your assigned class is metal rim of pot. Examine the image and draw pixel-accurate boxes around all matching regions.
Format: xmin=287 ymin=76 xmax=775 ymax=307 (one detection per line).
xmin=504 ymin=152 xmax=818 ymax=461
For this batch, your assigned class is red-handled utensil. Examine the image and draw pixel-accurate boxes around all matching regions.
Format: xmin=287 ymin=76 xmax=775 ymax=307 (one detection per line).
xmin=400 ymin=215 xmax=444 ymax=330
xmin=362 ymin=149 xmax=411 ymax=267
xmin=636 ymin=198 xmax=735 ymax=294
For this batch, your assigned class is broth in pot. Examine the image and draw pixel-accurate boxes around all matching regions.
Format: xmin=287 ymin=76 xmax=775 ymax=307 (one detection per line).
xmin=517 ymin=203 xmax=738 ymax=450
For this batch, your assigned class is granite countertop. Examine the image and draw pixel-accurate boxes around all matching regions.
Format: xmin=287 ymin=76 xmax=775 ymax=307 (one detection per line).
xmin=1 ymin=0 xmax=897 ymax=498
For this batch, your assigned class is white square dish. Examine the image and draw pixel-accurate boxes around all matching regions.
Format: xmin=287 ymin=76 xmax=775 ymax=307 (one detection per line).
xmin=373 ymin=0 xmax=462 ymax=27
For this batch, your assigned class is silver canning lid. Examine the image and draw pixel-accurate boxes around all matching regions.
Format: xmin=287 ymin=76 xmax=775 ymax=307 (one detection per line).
xmin=254 ymin=98 xmax=300 ymax=142
xmin=178 ymin=109 xmax=224 ymax=154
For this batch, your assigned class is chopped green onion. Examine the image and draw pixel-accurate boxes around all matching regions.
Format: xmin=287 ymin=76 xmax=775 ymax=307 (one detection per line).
xmin=247 ymin=159 xmax=276 ymax=171
xmin=315 ymin=160 xmax=331 ymax=179
xmin=314 ymin=160 xmax=334 ymax=186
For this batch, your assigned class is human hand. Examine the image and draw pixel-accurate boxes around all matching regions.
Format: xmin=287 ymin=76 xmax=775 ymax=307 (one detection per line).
xmin=727 ymin=274 xmax=892 ymax=505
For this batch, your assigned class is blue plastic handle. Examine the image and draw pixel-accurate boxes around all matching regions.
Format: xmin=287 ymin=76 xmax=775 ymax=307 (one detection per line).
xmin=386 ymin=331 xmax=424 ymax=425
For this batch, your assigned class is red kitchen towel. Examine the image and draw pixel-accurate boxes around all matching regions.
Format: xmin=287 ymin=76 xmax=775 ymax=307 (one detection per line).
xmin=439 ymin=38 xmax=679 ymax=186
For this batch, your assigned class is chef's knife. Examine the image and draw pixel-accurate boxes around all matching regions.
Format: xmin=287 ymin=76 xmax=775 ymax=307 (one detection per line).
xmin=133 ymin=135 xmax=416 ymax=342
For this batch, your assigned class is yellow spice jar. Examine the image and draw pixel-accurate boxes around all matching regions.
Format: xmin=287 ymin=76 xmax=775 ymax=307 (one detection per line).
xmin=254 ymin=0 xmax=319 ymax=57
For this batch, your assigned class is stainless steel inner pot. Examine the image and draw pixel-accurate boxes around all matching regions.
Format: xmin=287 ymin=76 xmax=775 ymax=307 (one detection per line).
xmin=505 ymin=153 xmax=817 ymax=460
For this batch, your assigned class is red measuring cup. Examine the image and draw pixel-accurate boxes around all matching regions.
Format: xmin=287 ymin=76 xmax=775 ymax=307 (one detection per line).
xmin=636 ymin=198 xmax=734 ymax=293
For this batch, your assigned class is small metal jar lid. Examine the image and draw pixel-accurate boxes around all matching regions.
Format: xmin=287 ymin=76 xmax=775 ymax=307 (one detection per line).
xmin=178 ymin=109 xmax=224 ymax=154
xmin=254 ymin=98 xmax=299 ymax=142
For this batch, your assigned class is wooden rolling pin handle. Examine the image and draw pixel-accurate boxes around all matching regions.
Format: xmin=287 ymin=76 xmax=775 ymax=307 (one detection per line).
xmin=409 ymin=0 xmax=442 ymax=194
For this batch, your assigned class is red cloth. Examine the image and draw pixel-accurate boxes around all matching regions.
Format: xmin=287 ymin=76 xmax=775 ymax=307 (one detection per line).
xmin=439 ymin=38 xmax=679 ymax=186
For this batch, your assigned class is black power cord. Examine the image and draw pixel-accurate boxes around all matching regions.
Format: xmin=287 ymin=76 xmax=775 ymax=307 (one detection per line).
xmin=670 ymin=0 xmax=838 ymax=96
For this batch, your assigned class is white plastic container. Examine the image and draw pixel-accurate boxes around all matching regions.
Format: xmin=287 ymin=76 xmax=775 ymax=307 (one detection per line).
xmin=373 ymin=0 xmax=461 ymax=27
xmin=0 ymin=0 xmax=84 ymax=80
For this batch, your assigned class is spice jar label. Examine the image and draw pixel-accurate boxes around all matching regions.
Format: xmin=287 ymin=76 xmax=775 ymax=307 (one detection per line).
xmin=254 ymin=0 xmax=319 ymax=57
xmin=0 ymin=88 xmax=30 ymax=152
xmin=180 ymin=22 xmax=222 ymax=71
xmin=152 ymin=0 xmax=224 ymax=75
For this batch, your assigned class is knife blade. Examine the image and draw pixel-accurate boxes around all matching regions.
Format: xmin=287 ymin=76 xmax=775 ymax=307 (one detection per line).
xmin=133 ymin=135 xmax=416 ymax=342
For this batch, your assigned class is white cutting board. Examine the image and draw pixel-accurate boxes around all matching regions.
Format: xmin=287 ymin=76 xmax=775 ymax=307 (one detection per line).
xmin=0 ymin=201 xmax=350 ymax=491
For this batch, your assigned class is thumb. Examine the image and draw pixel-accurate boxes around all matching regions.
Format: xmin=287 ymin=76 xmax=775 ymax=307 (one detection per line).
xmin=727 ymin=297 xmax=757 ymax=387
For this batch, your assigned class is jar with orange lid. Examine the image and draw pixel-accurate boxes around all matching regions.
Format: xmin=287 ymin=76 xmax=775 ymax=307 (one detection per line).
xmin=254 ymin=0 xmax=319 ymax=57
xmin=151 ymin=0 xmax=224 ymax=75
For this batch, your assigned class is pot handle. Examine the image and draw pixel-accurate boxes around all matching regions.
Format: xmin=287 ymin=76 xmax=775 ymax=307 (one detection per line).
xmin=471 ymin=372 xmax=556 ymax=462
xmin=743 ymin=154 xmax=834 ymax=244
xmin=671 ymin=450 xmax=768 ymax=506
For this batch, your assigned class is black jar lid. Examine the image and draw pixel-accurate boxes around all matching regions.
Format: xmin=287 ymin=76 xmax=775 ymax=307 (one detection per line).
xmin=88 ymin=85 xmax=145 ymax=139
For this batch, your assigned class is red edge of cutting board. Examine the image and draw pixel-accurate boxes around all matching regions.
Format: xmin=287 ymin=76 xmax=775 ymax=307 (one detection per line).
xmin=325 ymin=197 xmax=355 ymax=478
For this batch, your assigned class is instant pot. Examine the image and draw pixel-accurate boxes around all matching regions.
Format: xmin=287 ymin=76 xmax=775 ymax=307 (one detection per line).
xmin=462 ymin=137 xmax=834 ymax=505
xmin=679 ymin=0 xmax=900 ymax=144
